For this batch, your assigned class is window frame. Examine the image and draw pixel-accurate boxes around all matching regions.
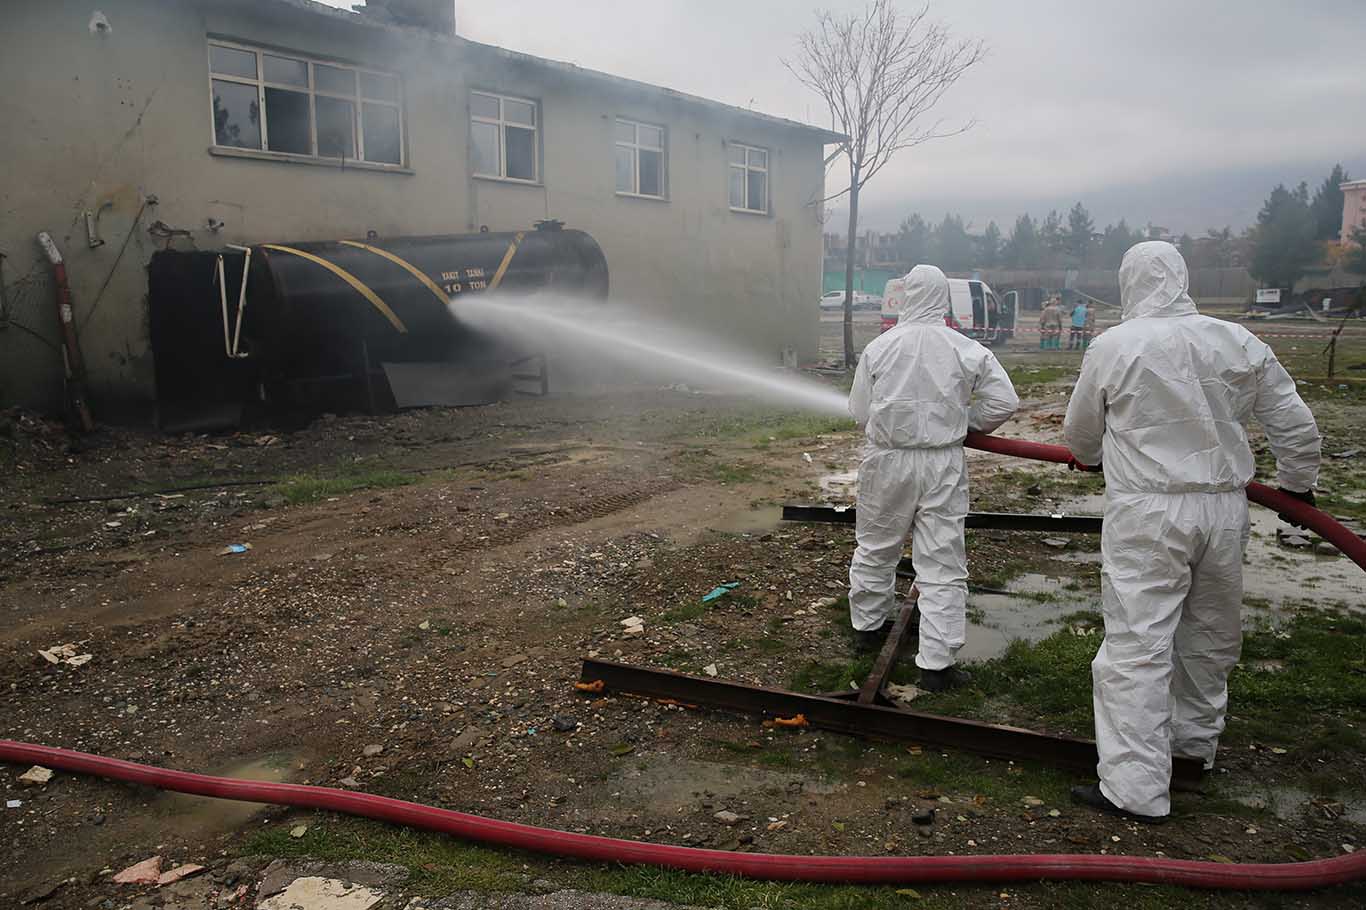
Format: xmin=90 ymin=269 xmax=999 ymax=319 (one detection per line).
xmin=728 ymin=142 xmax=770 ymax=215
xmin=614 ymin=117 xmax=667 ymax=200
xmin=470 ymin=90 xmax=541 ymax=184
xmin=206 ymin=39 xmax=406 ymax=168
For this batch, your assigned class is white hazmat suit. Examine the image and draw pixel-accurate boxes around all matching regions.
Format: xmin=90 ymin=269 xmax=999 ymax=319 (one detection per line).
xmin=1064 ymin=241 xmax=1320 ymax=818
xmin=848 ymin=265 xmax=1020 ymax=670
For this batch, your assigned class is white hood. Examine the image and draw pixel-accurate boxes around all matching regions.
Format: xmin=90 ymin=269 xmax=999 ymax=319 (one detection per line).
xmin=1118 ymin=241 xmax=1199 ymax=321
xmin=897 ymin=265 xmax=951 ymax=325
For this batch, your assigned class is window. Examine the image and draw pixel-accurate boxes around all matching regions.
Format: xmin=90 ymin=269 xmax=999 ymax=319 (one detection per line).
xmin=207 ymin=41 xmax=404 ymax=166
xmin=615 ymin=119 xmax=665 ymax=198
xmin=470 ymin=91 xmax=539 ymax=182
xmin=728 ymin=143 xmax=768 ymax=214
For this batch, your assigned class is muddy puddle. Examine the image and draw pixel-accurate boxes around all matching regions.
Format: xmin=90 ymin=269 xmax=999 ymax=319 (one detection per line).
xmin=1229 ymin=784 xmax=1366 ymax=825
xmin=157 ymin=753 xmax=304 ymax=835
xmin=707 ymin=504 xmax=784 ymax=535
xmin=1058 ymin=492 xmax=1366 ymax=615
xmin=961 ymin=573 xmax=1097 ymax=662
xmin=610 ymin=755 xmax=843 ymax=812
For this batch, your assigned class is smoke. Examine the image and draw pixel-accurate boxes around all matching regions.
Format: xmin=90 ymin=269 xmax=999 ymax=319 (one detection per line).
xmin=448 ymin=292 xmax=850 ymax=417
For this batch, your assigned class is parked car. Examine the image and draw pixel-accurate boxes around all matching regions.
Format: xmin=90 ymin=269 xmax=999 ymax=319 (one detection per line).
xmin=879 ymin=277 xmax=1014 ymax=345
xmin=820 ymin=290 xmax=881 ymax=311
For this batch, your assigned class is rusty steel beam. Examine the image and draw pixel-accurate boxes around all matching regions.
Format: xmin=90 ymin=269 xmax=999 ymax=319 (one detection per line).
xmin=579 ymin=659 xmax=1205 ymax=789
xmin=782 ymin=504 xmax=1103 ymax=534
xmin=858 ymin=597 xmax=918 ymax=705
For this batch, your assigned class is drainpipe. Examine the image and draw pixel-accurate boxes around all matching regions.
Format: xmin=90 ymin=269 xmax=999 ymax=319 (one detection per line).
xmin=36 ymin=232 xmax=95 ymax=432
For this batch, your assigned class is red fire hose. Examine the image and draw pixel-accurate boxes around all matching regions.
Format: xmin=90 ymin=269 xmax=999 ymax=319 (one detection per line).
xmin=964 ymin=431 xmax=1366 ymax=572
xmin=0 ymin=740 xmax=1362 ymax=890
xmin=4 ymin=436 xmax=1363 ymax=891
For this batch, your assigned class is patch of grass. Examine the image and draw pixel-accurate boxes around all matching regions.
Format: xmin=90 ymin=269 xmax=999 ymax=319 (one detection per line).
xmin=271 ymin=467 xmax=413 ymax=505
xmin=1007 ymin=364 xmax=1075 ymax=387
xmin=674 ymin=449 xmax=773 ymax=485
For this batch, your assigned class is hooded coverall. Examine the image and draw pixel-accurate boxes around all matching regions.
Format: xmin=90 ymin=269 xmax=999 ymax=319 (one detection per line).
xmin=1063 ymin=242 xmax=1321 ymax=817
xmin=848 ymin=265 xmax=1020 ymax=670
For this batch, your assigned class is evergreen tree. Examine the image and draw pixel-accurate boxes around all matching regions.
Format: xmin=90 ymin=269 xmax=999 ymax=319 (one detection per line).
xmin=1250 ymin=182 xmax=1317 ymax=291
xmin=934 ymin=213 xmax=974 ymax=271
xmin=979 ymin=221 xmax=1002 ymax=267
xmin=896 ymin=213 xmax=932 ymax=267
xmin=1309 ymin=163 xmax=1351 ymax=242
xmin=1065 ymin=202 xmax=1095 ymax=260
xmin=1004 ymin=213 xmax=1041 ymax=268
xmin=1099 ymin=220 xmax=1137 ymax=268
xmin=1041 ymin=209 xmax=1064 ymax=255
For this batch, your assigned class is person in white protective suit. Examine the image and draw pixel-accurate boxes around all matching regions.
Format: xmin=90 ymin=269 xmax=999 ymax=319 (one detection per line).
xmin=848 ymin=265 xmax=1019 ymax=691
xmin=1063 ymin=241 xmax=1321 ymax=822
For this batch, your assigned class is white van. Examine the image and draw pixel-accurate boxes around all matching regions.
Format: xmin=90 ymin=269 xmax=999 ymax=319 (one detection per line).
xmin=880 ymin=277 xmax=1013 ymax=345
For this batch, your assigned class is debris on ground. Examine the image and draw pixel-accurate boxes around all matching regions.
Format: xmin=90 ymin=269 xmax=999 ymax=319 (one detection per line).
xmin=1041 ymin=537 xmax=1070 ymax=549
xmin=17 ymin=766 xmax=53 ymax=786
xmin=156 ymin=863 xmax=205 ymax=886
xmin=713 ymin=810 xmax=744 ymax=825
xmin=217 ymin=543 xmax=252 ymax=556
xmin=112 ymin=856 xmax=163 ymax=884
xmin=290 ymin=825 xmax=310 ymax=838
xmin=362 ymin=744 xmax=384 ymax=757
xmin=703 ymin=663 xmax=719 ymax=677
xmin=37 ymin=643 xmax=93 ymax=667
xmin=701 ymin=581 xmax=740 ymax=602
xmin=257 ymin=876 xmax=386 ymax=910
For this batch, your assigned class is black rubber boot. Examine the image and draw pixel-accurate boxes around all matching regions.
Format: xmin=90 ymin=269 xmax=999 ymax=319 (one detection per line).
xmin=918 ymin=665 xmax=972 ymax=692
xmin=853 ymin=621 xmax=891 ymax=654
xmin=1070 ymin=783 xmax=1167 ymax=825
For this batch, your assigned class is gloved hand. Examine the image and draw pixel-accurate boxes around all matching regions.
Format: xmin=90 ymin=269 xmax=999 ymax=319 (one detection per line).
xmin=1068 ymin=457 xmax=1102 ymax=473
xmin=1276 ymin=487 xmax=1316 ymax=530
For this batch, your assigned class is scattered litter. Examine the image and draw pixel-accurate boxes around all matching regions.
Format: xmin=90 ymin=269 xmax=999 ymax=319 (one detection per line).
xmin=217 ymin=543 xmax=252 ymax=556
xmin=703 ymin=663 xmax=719 ymax=677
xmin=494 ymin=512 xmax=511 ymax=520
xmin=1022 ymin=796 xmax=1044 ymax=807
xmin=1047 ymin=809 xmax=1062 ymax=817
xmin=112 ymin=856 xmax=162 ymax=884
xmin=767 ymin=820 xmax=788 ymax=831
xmin=1332 ymin=448 xmax=1361 ymax=459
xmin=257 ymin=876 xmax=386 ymax=910
xmin=619 ymin=616 xmax=644 ymax=627
xmin=418 ymin=620 xmax=431 ymax=631
xmin=362 ymin=744 xmax=384 ymax=757
xmin=802 ymin=452 xmax=813 ymax=464
xmin=770 ymin=713 xmax=808 ymax=728
xmin=38 ymin=643 xmax=93 ymax=667
xmin=1042 ymin=538 xmax=1069 ymax=549
xmin=5 ymin=800 xmax=22 ymax=809
xmin=104 ymin=520 xmax=123 ymax=529
xmin=574 ymin=679 xmax=605 ymax=694
xmin=885 ymin=683 xmax=922 ymax=705
xmin=713 ymin=810 xmax=743 ymax=825
xmin=702 ymin=581 xmax=741 ymax=602
xmin=290 ymin=825 xmax=309 ymax=839
xmin=157 ymin=863 xmax=205 ymax=886
xmin=18 ymin=766 xmax=53 ymax=786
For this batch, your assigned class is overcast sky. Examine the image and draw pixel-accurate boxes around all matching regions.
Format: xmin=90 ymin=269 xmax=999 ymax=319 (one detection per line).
xmin=322 ymin=0 xmax=1366 ymax=236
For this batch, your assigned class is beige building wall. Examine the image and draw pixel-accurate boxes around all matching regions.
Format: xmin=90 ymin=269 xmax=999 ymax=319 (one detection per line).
xmin=1341 ymin=180 xmax=1366 ymax=245
xmin=0 ymin=0 xmax=830 ymax=415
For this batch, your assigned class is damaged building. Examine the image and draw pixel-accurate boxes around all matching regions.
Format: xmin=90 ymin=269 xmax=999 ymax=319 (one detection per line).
xmin=0 ymin=0 xmax=839 ymax=423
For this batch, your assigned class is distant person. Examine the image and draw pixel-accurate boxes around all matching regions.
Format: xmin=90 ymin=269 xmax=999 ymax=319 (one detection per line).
xmin=1063 ymin=241 xmax=1321 ymax=823
xmin=848 ymin=265 xmax=1019 ymax=691
xmin=1039 ymin=296 xmax=1063 ymax=349
xmin=1068 ymin=299 xmax=1088 ymax=349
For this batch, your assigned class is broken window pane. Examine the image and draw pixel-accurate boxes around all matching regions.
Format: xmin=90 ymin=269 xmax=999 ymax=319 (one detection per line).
xmin=638 ymin=149 xmax=662 ymax=196
xmin=471 ymin=120 xmax=499 ymax=175
xmin=747 ymin=169 xmax=766 ymax=212
xmin=359 ymin=72 xmax=399 ymax=103
xmin=505 ymin=126 xmax=536 ymax=180
xmin=210 ymin=45 xmax=256 ymax=79
xmin=314 ymin=64 xmax=354 ymax=95
xmin=729 ymin=166 xmax=745 ymax=208
xmin=212 ymin=79 xmax=261 ymax=149
xmin=263 ymin=54 xmax=307 ymax=87
xmin=615 ymin=145 xmax=634 ymax=193
xmin=315 ymin=95 xmax=355 ymax=158
xmin=362 ymin=103 xmax=401 ymax=164
xmin=264 ymin=88 xmax=310 ymax=154
xmin=504 ymin=99 xmax=535 ymax=126
xmin=471 ymin=92 xmax=500 ymax=119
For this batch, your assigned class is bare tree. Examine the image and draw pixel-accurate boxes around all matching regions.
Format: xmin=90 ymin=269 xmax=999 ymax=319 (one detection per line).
xmin=788 ymin=0 xmax=984 ymax=366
